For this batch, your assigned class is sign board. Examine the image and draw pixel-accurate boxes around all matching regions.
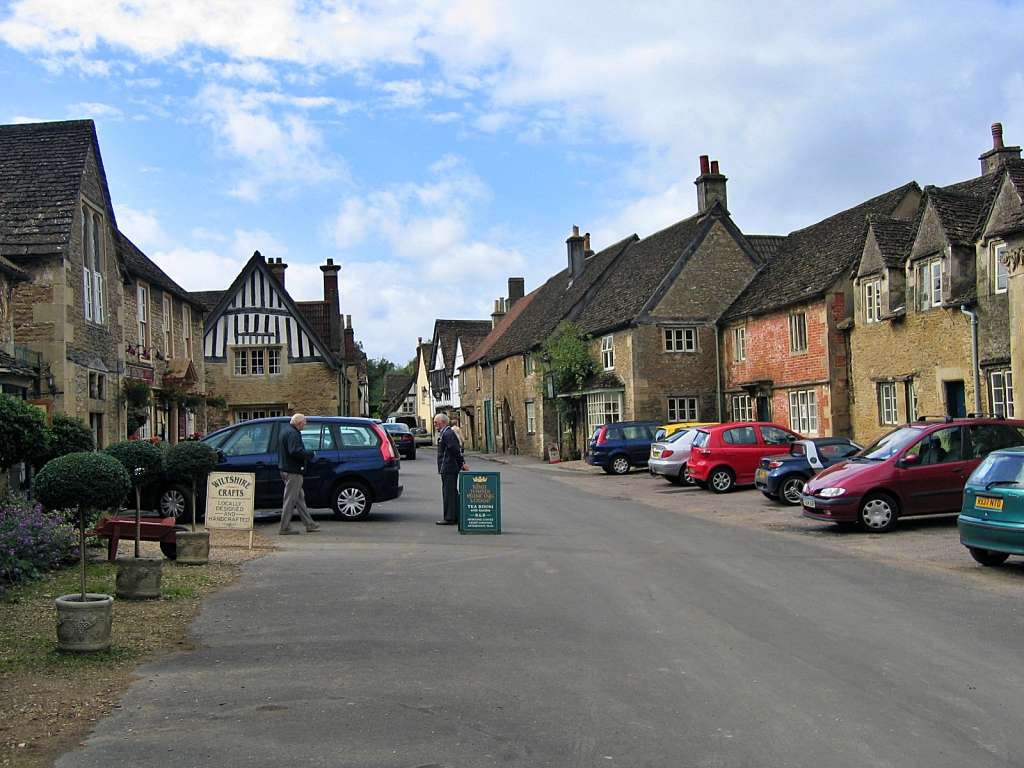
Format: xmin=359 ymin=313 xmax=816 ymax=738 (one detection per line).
xmin=459 ymin=471 xmax=501 ymax=534
xmin=204 ymin=471 xmax=256 ymax=531
xmin=545 ymin=441 xmax=561 ymax=464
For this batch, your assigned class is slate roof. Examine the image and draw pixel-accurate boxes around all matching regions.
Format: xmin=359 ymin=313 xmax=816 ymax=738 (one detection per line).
xmin=380 ymin=372 xmax=415 ymax=417
xmin=0 ymin=349 xmax=37 ymax=379
xmin=116 ymin=230 xmax=205 ymax=310
xmin=745 ymin=235 xmax=786 ymax=262
xmin=463 ymin=288 xmax=540 ymax=368
xmin=431 ymin=319 xmax=493 ymax=376
xmin=189 ymin=290 xmax=226 ymax=313
xmin=296 ymin=300 xmax=330 ymax=345
xmin=865 ymin=214 xmax=917 ymax=270
xmin=0 ymin=120 xmax=113 ymax=258
xmin=925 ymin=185 xmax=993 ymax=248
xmin=476 ymin=235 xmax=637 ymax=365
xmin=997 ymin=162 xmax=1024 ymax=234
xmin=723 ymin=183 xmax=920 ymax=320
xmin=0 ymin=254 xmax=29 ymax=281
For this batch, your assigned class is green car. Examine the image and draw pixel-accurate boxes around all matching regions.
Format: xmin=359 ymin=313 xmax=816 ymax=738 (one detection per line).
xmin=958 ymin=446 xmax=1024 ymax=566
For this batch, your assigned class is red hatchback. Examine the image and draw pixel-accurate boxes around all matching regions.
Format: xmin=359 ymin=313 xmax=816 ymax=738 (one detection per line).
xmin=688 ymin=422 xmax=802 ymax=493
xmin=801 ymin=417 xmax=1024 ymax=532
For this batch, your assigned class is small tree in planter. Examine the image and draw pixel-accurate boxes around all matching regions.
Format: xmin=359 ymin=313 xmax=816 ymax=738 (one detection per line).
xmin=165 ymin=441 xmax=220 ymax=564
xmin=34 ymin=452 xmax=130 ymax=652
xmin=35 ymin=413 xmax=96 ymax=468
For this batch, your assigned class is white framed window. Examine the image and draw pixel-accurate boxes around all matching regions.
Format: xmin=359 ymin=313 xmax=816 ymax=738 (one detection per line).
xmin=906 ymin=379 xmax=919 ymax=422
xmin=864 ymin=279 xmax=882 ymax=323
xmin=994 ymin=244 xmax=1009 ymax=294
xmin=879 ymin=382 xmax=898 ymax=425
xmin=82 ymin=207 xmax=105 ymax=324
xmin=525 ymin=400 xmax=536 ymax=434
xmin=601 ymin=335 xmax=614 ymax=370
xmin=664 ymin=328 xmax=697 ymax=353
xmin=731 ymin=394 xmax=753 ymax=422
xmin=916 ymin=257 xmax=942 ymax=310
xmin=182 ymin=305 xmax=193 ymax=358
xmin=524 ymin=355 xmax=534 ymax=376
xmin=732 ymin=327 xmax=746 ymax=363
xmin=401 ymin=397 xmax=415 ymax=414
xmin=234 ymin=349 xmax=248 ymax=376
xmin=991 ymin=370 xmax=1015 ymax=418
xmin=233 ymin=409 xmax=284 ymax=424
xmin=667 ymin=397 xmax=698 ymax=422
xmin=586 ymin=392 xmax=622 ymax=437
xmin=250 ymin=348 xmax=265 ymax=375
xmin=788 ymin=390 xmax=818 ymax=436
xmin=789 ymin=312 xmax=807 ymax=353
xmin=137 ymin=284 xmax=150 ymax=347
xmin=163 ymin=296 xmax=173 ymax=358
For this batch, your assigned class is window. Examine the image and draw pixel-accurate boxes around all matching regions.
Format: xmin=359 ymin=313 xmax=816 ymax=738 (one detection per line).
xmin=723 ymin=426 xmax=758 ymax=445
xmin=789 ymin=390 xmax=818 ymax=436
xmin=864 ymin=279 xmax=882 ymax=323
xmin=88 ymin=372 xmax=106 ymax=400
xmin=789 ymin=312 xmax=807 ymax=353
xmin=233 ymin=409 xmax=284 ymax=424
xmin=524 ymin=355 xmax=534 ymax=376
xmin=401 ymin=397 xmax=415 ymax=414
xmin=601 ymin=335 xmax=614 ymax=370
xmin=906 ymin=379 xmax=919 ymax=422
xmin=586 ymin=392 xmax=621 ymax=437
xmin=234 ymin=349 xmax=248 ymax=376
xmin=222 ymin=421 xmax=275 ymax=455
xmin=182 ymin=305 xmax=192 ymax=358
xmin=916 ymin=257 xmax=942 ymax=310
xmin=760 ymin=425 xmax=795 ymax=445
xmin=475 ymin=367 xmax=481 ymax=391
xmin=664 ymin=328 xmax=697 ymax=353
xmin=732 ymin=394 xmax=753 ymax=421
xmin=234 ymin=347 xmax=281 ymax=376
xmin=906 ymin=426 xmax=962 ymax=465
xmin=82 ymin=207 xmax=104 ymax=324
xmin=667 ymin=397 xmax=698 ymax=422
xmin=991 ymin=370 xmax=1015 ymax=418
xmin=299 ymin=421 xmax=336 ymax=451
xmin=879 ymin=382 xmax=898 ymax=425
xmin=525 ymin=400 xmax=536 ymax=434
xmin=268 ymin=348 xmax=281 ymax=374
xmin=732 ymin=327 xmax=746 ymax=363
xmin=137 ymin=284 xmax=149 ymax=347
xmin=994 ymin=244 xmax=1009 ymax=294
xmin=163 ymin=296 xmax=173 ymax=358
xmin=250 ymin=348 xmax=265 ymax=375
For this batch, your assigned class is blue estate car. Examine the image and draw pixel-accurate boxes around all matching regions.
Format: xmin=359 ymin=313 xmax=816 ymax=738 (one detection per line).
xmin=958 ymin=446 xmax=1024 ymax=566
xmin=755 ymin=437 xmax=862 ymax=506
xmin=586 ymin=421 xmax=660 ymax=475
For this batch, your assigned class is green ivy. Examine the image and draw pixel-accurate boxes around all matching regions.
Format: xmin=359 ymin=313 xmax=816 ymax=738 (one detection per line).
xmin=537 ymin=322 xmax=597 ymax=442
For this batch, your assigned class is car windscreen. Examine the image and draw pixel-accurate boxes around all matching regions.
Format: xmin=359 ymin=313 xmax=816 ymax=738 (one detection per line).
xmin=692 ymin=430 xmax=710 ymax=449
xmin=383 ymin=424 xmax=411 ymax=434
xmin=971 ymin=453 xmax=1024 ymax=487
xmin=860 ymin=426 xmax=925 ymax=461
xmin=664 ymin=429 xmax=692 ymax=444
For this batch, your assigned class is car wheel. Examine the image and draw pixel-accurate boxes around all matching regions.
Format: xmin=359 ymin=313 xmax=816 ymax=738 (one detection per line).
xmin=709 ymin=467 xmax=735 ymax=494
xmin=610 ymin=455 xmax=631 ymax=475
xmin=968 ymin=547 xmax=1010 ymax=566
xmin=680 ymin=464 xmax=695 ymax=486
xmin=857 ymin=492 xmax=899 ymax=533
xmin=332 ymin=481 xmax=372 ymax=521
xmin=779 ymin=476 xmax=806 ymax=506
xmin=158 ymin=484 xmax=192 ymax=524
xmin=694 ymin=479 xmax=708 ymax=489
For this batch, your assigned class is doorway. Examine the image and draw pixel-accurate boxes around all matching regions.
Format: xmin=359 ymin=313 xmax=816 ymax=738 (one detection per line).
xmin=944 ymin=380 xmax=966 ymax=418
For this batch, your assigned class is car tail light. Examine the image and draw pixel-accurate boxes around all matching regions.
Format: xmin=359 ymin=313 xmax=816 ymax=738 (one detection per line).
xmin=373 ymin=425 xmax=397 ymax=461
xmin=767 ymin=460 xmax=783 ymax=469
xmin=595 ymin=427 xmax=609 ymax=445
xmin=661 ymin=449 xmax=674 ymax=458
xmin=700 ymin=449 xmax=712 ymax=458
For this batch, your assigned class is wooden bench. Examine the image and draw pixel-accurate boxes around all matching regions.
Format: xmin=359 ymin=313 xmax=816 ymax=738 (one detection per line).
xmin=89 ymin=516 xmax=184 ymax=562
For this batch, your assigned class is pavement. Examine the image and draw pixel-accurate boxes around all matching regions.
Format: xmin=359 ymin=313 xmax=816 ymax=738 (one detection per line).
xmin=464 ymin=448 xmax=601 ymax=474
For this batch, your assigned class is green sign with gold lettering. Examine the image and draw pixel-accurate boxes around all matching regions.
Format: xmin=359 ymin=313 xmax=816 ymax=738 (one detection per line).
xmin=459 ymin=471 xmax=501 ymax=534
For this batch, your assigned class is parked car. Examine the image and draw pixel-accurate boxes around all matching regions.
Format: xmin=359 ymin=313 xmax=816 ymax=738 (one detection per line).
xmin=146 ymin=416 xmax=403 ymax=522
xmin=653 ymin=421 xmax=715 ymax=442
xmin=687 ymin=422 xmax=802 ymax=493
xmin=383 ymin=422 xmax=417 ymax=459
xmin=585 ymin=421 xmax=660 ymax=474
xmin=648 ymin=427 xmax=705 ymax=485
xmin=801 ymin=417 xmax=1024 ymax=532
xmin=755 ymin=437 xmax=862 ymax=506
xmin=957 ymin=446 xmax=1024 ymax=566
xmin=411 ymin=426 xmax=433 ymax=447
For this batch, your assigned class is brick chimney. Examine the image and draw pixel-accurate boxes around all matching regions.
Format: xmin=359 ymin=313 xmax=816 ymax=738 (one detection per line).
xmin=343 ymin=314 xmax=356 ymax=361
xmin=695 ymin=155 xmax=728 ymax=214
xmin=321 ymin=258 xmax=342 ymax=355
xmin=583 ymin=233 xmax=593 ymax=258
xmin=980 ymin=123 xmax=1022 ymax=175
xmin=267 ymin=256 xmax=287 ymax=288
xmin=491 ymin=298 xmax=507 ymax=328
xmin=508 ymin=277 xmax=525 ymax=307
xmin=566 ymin=225 xmax=586 ymax=280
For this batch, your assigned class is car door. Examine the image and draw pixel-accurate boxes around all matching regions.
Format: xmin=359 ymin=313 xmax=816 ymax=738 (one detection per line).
xmin=897 ymin=426 xmax=969 ymax=515
xmin=720 ymin=425 xmax=761 ymax=482
xmin=217 ymin=420 xmax=281 ymax=508
xmin=625 ymin=425 xmax=654 ymax=465
xmin=299 ymin=419 xmax=342 ymax=508
xmin=754 ymin=425 xmax=799 ymax=483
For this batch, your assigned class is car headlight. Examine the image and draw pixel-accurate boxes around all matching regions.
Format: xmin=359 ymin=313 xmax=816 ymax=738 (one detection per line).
xmin=818 ymin=487 xmax=847 ymax=498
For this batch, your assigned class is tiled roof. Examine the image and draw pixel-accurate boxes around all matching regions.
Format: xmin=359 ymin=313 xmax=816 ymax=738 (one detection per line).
xmin=296 ymin=301 xmax=330 ymax=344
xmin=866 ymin=214 xmax=917 ymax=269
xmin=924 ymin=184 xmax=992 ymax=247
xmin=997 ymin=162 xmax=1024 ymax=234
xmin=745 ymin=235 xmax=786 ymax=261
xmin=463 ymin=288 xmax=540 ymax=368
xmin=431 ymin=319 xmax=494 ymax=376
xmin=477 ymin=235 xmax=637 ymax=364
xmin=723 ymin=183 xmax=919 ymax=319
xmin=383 ymin=372 xmax=415 ymax=401
xmin=0 ymin=254 xmax=29 ymax=280
xmin=0 ymin=120 xmax=111 ymax=258
xmin=116 ymin=230 xmax=205 ymax=310
xmin=0 ymin=349 xmax=37 ymax=379
xmin=189 ymin=290 xmax=226 ymax=312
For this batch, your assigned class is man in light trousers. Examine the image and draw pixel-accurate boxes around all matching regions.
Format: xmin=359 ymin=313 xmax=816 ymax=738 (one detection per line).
xmin=278 ymin=413 xmax=320 ymax=535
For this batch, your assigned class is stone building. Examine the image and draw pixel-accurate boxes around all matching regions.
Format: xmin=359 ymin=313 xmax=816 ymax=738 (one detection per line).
xmin=721 ymin=183 xmax=921 ymax=438
xmin=428 ymin=318 xmax=492 ymax=435
xmin=0 ymin=256 xmax=36 ymax=397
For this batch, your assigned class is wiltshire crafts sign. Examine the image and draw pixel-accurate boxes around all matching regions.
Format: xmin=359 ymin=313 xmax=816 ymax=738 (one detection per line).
xmin=459 ymin=472 xmax=501 ymax=534
xmin=205 ymin=471 xmax=256 ymax=531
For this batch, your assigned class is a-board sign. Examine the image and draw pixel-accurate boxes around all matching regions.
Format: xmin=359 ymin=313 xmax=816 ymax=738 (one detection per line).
xmin=204 ymin=471 xmax=256 ymax=530
xmin=459 ymin=471 xmax=501 ymax=534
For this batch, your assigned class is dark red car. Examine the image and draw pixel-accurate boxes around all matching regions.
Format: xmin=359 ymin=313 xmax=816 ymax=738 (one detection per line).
xmin=801 ymin=417 xmax=1024 ymax=532
xmin=687 ymin=422 xmax=802 ymax=493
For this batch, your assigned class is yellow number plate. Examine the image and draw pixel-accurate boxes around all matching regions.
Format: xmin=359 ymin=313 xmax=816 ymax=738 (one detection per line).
xmin=652 ymin=450 xmax=661 ymax=458
xmin=975 ymin=495 xmax=1004 ymax=511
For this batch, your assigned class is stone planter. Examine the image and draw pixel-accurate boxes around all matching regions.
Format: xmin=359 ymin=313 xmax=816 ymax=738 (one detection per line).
xmin=175 ymin=530 xmax=210 ymax=565
xmin=55 ymin=593 xmax=114 ymax=653
xmin=115 ymin=555 xmax=163 ymax=600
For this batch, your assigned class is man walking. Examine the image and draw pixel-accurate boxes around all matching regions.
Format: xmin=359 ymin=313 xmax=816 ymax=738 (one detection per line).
xmin=434 ymin=412 xmax=467 ymax=526
xmin=278 ymin=413 xmax=320 ymax=535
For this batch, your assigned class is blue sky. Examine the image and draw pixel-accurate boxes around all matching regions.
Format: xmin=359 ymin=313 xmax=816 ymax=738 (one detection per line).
xmin=3 ymin=0 xmax=1024 ymax=363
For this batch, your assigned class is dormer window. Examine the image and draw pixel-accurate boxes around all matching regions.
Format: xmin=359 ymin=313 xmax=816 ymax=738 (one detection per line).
xmin=916 ymin=256 xmax=942 ymax=310
xmin=864 ymin=279 xmax=882 ymax=323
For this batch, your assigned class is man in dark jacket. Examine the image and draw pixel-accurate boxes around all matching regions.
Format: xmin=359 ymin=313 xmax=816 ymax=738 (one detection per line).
xmin=434 ymin=412 xmax=467 ymax=525
xmin=278 ymin=413 xmax=320 ymax=534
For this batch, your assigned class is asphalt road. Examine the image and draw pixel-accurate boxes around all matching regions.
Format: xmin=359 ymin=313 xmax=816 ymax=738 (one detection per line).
xmin=56 ymin=453 xmax=1024 ymax=768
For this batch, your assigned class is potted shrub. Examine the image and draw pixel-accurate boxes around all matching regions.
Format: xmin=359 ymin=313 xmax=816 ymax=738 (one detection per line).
xmin=33 ymin=452 xmax=131 ymax=653
xmin=103 ymin=440 xmax=166 ymax=599
xmin=164 ymin=441 xmax=219 ymax=564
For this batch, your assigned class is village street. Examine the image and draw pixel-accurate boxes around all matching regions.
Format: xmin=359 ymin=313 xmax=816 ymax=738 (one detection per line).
xmin=56 ymin=451 xmax=1024 ymax=768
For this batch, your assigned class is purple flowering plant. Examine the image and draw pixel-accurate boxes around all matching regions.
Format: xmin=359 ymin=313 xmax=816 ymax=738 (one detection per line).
xmin=0 ymin=492 xmax=78 ymax=595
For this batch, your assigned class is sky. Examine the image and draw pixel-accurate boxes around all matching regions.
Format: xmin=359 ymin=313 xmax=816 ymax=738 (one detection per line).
xmin=3 ymin=0 xmax=1024 ymax=364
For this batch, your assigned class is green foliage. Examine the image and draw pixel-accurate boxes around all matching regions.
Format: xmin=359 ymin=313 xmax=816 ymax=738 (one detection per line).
xmin=103 ymin=439 xmax=165 ymax=487
xmin=121 ymin=379 xmax=152 ymax=436
xmin=537 ymin=323 xmax=598 ymax=443
xmin=34 ymin=452 xmax=131 ymax=513
xmin=0 ymin=493 xmax=78 ymax=594
xmin=165 ymin=441 xmax=219 ymax=481
xmin=366 ymin=356 xmax=399 ymax=418
xmin=0 ymin=394 xmax=47 ymax=470
xmin=36 ymin=413 xmax=95 ymax=467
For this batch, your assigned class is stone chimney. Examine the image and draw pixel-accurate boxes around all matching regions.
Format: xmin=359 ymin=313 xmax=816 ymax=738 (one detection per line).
xmin=695 ymin=155 xmax=728 ymax=214
xmin=491 ymin=298 xmax=507 ymax=328
xmin=566 ymin=225 xmax=586 ymax=280
xmin=508 ymin=277 xmax=525 ymax=307
xmin=267 ymin=256 xmax=287 ymax=288
xmin=321 ymin=258 xmax=342 ymax=354
xmin=980 ymin=123 xmax=1022 ymax=175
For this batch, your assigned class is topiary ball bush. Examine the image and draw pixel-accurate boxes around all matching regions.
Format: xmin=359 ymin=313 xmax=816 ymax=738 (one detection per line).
xmin=34 ymin=452 xmax=131 ymax=513
xmin=103 ymin=439 xmax=165 ymax=484
xmin=36 ymin=413 xmax=95 ymax=467
xmin=165 ymin=440 xmax=220 ymax=481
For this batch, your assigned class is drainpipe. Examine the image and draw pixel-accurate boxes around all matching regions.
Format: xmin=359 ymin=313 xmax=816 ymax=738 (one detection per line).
xmin=714 ymin=325 xmax=723 ymax=422
xmin=961 ymin=305 xmax=982 ymax=415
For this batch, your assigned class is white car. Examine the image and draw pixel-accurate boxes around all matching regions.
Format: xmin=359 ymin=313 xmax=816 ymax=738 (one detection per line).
xmin=648 ymin=428 xmax=703 ymax=486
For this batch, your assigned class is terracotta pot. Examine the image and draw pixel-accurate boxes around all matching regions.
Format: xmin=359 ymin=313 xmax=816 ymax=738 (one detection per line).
xmin=55 ymin=594 xmax=114 ymax=653
xmin=115 ymin=555 xmax=163 ymax=600
xmin=175 ymin=530 xmax=210 ymax=565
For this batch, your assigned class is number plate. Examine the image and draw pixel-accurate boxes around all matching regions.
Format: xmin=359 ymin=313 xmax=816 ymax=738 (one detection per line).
xmin=652 ymin=450 xmax=661 ymax=458
xmin=975 ymin=495 xmax=1004 ymax=511
xmin=756 ymin=469 xmax=768 ymax=480
xmin=803 ymin=497 xmax=816 ymax=509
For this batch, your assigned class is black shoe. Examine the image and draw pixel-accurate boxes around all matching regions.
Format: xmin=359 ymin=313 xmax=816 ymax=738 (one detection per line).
xmin=435 ymin=520 xmax=457 ymax=525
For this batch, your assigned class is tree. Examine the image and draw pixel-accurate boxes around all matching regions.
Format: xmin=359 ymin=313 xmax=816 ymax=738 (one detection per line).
xmin=103 ymin=440 xmax=165 ymax=558
xmin=0 ymin=394 xmax=47 ymax=471
xmin=36 ymin=413 xmax=95 ymax=467
xmin=366 ymin=356 xmax=398 ymax=418
xmin=165 ymin=441 xmax=219 ymax=531
xmin=538 ymin=323 xmax=598 ymax=453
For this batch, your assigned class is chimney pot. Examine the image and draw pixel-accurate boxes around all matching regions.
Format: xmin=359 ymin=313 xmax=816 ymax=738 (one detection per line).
xmin=699 ymin=155 xmax=710 ymax=175
xmin=993 ymin=122 xmax=1005 ymax=149
xmin=710 ymin=160 xmax=720 ymax=174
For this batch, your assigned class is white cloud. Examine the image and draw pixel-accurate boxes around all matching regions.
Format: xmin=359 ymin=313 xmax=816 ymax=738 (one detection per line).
xmin=231 ymin=229 xmax=287 ymax=261
xmin=150 ymin=247 xmax=244 ymax=293
xmin=115 ymin=206 xmax=170 ymax=249
xmin=66 ymin=102 xmax=123 ymax=120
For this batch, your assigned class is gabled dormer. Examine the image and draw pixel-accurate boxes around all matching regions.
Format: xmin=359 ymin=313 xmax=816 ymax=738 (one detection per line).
xmin=856 ymin=214 xmax=918 ymax=323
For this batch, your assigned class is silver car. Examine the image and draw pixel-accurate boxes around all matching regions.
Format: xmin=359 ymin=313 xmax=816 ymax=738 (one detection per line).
xmin=648 ymin=427 xmax=702 ymax=486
